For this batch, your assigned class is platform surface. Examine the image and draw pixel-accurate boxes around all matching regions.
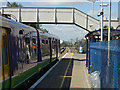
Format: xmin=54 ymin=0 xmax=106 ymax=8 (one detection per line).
xmin=35 ymin=52 xmax=91 ymax=89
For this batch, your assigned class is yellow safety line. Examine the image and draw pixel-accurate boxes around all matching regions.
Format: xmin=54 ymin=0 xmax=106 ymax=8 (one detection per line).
xmin=60 ymin=53 xmax=73 ymax=88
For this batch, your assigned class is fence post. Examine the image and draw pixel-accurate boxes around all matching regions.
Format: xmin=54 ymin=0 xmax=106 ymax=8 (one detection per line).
xmin=86 ymin=39 xmax=88 ymax=67
xmin=88 ymin=41 xmax=90 ymax=74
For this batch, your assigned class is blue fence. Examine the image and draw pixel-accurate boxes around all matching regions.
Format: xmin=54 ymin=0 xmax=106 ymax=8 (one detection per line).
xmin=88 ymin=39 xmax=120 ymax=88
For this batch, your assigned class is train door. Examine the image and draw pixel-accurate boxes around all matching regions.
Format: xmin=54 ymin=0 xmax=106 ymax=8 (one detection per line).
xmin=0 ymin=27 xmax=10 ymax=88
xmin=0 ymin=27 xmax=2 ymax=89
xmin=48 ymin=38 xmax=52 ymax=62
xmin=55 ymin=39 xmax=58 ymax=59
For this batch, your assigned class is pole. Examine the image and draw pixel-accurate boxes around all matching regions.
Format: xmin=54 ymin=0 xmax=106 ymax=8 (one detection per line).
xmin=92 ymin=2 xmax=94 ymax=16
xmin=101 ymin=1 xmax=103 ymax=41
xmin=108 ymin=0 xmax=111 ymax=41
xmin=106 ymin=0 xmax=111 ymax=87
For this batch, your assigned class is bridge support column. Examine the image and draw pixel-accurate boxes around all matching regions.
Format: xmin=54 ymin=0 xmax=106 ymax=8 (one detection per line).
xmin=18 ymin=8 xmax=21 ymax=22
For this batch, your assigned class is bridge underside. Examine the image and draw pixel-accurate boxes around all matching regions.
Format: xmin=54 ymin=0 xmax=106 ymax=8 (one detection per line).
xmin=23 ymin=22 xmax=91 ymax=32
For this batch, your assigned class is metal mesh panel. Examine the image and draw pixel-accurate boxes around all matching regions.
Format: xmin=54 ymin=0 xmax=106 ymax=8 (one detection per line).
xmin=89 ymin=39 xmax=120 ymax=88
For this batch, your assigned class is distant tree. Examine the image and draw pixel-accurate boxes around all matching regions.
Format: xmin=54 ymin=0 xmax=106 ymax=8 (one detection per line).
xmin=7 ymin=2 xmax=22 ymax=7
xmin=61 ymin=41 xmax=70 ymax=47
xmin=81 ymin=41 xmax=87 ymax=53
xmin=26 ymin=23 xmax=41 ymax=29
xmin=74 ymin=38 xmax=86 ymax=53
xmin=41 ymin=28 xmax=48 ymax=33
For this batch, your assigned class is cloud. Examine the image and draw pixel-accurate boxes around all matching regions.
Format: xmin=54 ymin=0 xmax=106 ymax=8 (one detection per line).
xmin=29 ymin=2 xmax=86 ymax=6
xmin=87 ymin=9 xmax=100 ymax=16
xmin=0 ymin=1 xmax=7 ymax=7
xmin=42 ymin=24 xmax=88 ymax=42
xmin=104 ymin=9 xmax=118 ymax=17
xmin=0 ymin=0 xmax=5 ymax=2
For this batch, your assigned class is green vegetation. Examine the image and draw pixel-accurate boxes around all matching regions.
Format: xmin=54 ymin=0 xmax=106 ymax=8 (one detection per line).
xmin=7 ymin=2 xmax=22 ymax=7
xmin=41 ymin=28 xmax=49 ymax=33
xmin=25 ymin=23 xmax=41 ymax=29
xmin=60 ymin=39 xmax=87 ymax=53
xmin=60 ymin=41 xmax=71 ymax=47
xmin=81 ymin=40 xmax=87 ymax=53
xmin=74 ymin=39 xmax=87 ymax=53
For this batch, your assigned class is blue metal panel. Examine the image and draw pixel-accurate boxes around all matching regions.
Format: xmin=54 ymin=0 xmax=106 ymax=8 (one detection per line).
xmin=89 ymin=39 xmax=120 ymax=88
xmin=113 ymin=40 xmax=119 ymax=88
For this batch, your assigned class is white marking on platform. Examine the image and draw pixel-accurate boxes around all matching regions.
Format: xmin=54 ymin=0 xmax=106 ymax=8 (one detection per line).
xmin=29 ymin=53 xmax=68 ymax=89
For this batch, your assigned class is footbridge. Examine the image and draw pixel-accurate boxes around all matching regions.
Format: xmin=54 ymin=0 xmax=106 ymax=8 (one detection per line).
xmin=0 ymin=7 xmax=119 ymax=32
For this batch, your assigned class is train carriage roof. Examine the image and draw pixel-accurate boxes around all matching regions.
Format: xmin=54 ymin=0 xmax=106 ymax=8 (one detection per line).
xmin=0 ymin=15 xmax=36 ymax=32
xmin=0 ymin=15 xmax=60 ymax=40
xmin=38 ymin=29 xmax=60 ymax=40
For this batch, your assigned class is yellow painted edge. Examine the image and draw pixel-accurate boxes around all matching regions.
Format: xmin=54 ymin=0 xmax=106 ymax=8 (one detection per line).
xmin=60 ymin=53 xmax=73 ymax=88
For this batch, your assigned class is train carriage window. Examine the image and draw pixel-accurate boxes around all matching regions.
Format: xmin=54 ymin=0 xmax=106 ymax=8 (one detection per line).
xmin=2 ymin=35 xmax=8 ymax=65
xmin=42 ymin=39 xmax=45 ymax=44
xmin=32 ymin=38 xmax=36 ymax=44
xmin=25 ymin=37 xmax=30 ymax=44
xmin=46 ymin=40 xmax=48 ymax=44
xmin=52 ymin=41 xmax=54 ymax=43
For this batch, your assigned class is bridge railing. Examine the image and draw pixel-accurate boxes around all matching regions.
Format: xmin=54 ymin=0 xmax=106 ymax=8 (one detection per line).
xmin=87 ymin=39 xmax=120 ymax=88
xmin=0 ymin=7 xmax=100 ymax=32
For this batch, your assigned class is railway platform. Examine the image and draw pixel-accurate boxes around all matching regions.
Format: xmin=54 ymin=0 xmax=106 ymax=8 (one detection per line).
xmin=30 ymin=50 xmax=91 ymax=89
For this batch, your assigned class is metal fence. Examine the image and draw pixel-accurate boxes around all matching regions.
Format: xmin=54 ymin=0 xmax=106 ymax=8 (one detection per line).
xmin=87 ymin=39 xmax=120 ymax=88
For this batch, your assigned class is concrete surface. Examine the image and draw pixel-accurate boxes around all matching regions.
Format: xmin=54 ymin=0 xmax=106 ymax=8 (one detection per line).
xmin=34 ymin=50 xmax=91 ymax=89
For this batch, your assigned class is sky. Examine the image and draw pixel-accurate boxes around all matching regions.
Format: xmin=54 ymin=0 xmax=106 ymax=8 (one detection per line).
xmin=0 ymin=0 xmax=119 ymax=43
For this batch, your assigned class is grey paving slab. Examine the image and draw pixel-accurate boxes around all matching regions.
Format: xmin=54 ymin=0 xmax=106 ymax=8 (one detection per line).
xmin=70 ymin=54 xmax=91 ymax=88
xmin=35 ymin=52 xmax=91 ymax=89
xmin=35 ymin=53 xmax=73 ymax=88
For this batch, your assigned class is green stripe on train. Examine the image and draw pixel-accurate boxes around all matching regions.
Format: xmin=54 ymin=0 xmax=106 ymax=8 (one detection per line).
xmin=0 ymin=78 xmax=10 ymax=89
xmin=12 ymin=58 xmax=53 ymax=88
xmin=0 ymin=57 xmax=56 ymax=89
xmin=11 ymin=64 xmax=38 ymax=88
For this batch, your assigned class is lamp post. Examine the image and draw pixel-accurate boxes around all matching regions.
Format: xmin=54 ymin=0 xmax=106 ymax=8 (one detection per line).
xmin=108 ymin=0 xmax=111 ymax=41
xmin=100 ymin=1 xmax=103 ymax=41
xmin=99 ymin=2 xmax=108 ymax=41
xmin=106 ymin=0 xmax=111 ymax=87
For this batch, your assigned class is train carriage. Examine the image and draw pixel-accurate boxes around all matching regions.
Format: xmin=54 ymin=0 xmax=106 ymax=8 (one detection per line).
xmin=0 ymin=15 xmax=60 ymax=89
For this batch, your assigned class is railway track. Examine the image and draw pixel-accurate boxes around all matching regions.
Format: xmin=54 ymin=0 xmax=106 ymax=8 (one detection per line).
xmin=69 ymin=47 xmax=77 ymax=53
xmin=18 ymin=47 xmax=68 ymax=89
